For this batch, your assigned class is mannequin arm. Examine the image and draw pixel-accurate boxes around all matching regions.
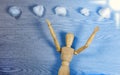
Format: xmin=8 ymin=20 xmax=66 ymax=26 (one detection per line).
xmin=46 ymin=19 xmax=61 ymax=52
xmin=74 ymin=26 xmax=99 ymax=55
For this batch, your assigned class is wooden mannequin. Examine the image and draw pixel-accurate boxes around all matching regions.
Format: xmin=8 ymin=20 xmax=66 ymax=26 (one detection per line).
xmin=46 ymin=19 xmax=99 ymax=75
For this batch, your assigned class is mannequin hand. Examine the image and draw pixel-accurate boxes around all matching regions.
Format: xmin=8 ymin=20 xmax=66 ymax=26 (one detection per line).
xmin=94 ymin=26 xmax=99 ymax=32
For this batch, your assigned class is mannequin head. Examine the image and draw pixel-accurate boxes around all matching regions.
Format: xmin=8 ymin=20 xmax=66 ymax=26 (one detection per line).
xmin=66 ymin=33 xmax=74 ymax=47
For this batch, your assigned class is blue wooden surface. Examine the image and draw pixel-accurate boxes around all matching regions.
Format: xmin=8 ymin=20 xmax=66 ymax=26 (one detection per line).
xmin=0 ymin=0 xmax=120 ymax=75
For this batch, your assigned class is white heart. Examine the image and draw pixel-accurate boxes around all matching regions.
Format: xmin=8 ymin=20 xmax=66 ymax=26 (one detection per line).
xmin=8 ymin=6 xmax=22 ymax=18
xmin=98 ymin=8 xmax=111 ymax=19
xmin=33 ymin=5 xmax=44 ymax=17
xmin=80 ymin=8 xmax=90 ymax=16
xmin=55 ymin=7 xmax=67 ymax=16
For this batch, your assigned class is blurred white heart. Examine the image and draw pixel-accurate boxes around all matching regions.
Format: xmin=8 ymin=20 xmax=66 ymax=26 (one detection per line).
xmin=55 ymin=7 xmax=67 ymax=16
xmin=8 ymin=6 xmax=22 ymax=19
xmin=33 ymin=5 xmax=44 ymax=17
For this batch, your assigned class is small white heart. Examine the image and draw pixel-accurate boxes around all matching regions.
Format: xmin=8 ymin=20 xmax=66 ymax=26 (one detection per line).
xmin=98 ymin=7 xmax=111 ymax=19
xmin=33 ymin=5 xmax=44 ymax=17
xmin=80 ymin=8 xmax=90 ymax=16
xmin=8 ymin=6 xmax=22 ymax=19
xmin=55 ymin=7 xmax=67 ymax=16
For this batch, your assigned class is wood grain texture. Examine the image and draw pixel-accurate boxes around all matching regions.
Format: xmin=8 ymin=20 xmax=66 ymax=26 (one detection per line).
xmin=0 ymin=0 xmax=120 ymax=75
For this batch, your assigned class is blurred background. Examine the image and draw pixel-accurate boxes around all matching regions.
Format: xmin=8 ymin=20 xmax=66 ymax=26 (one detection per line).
xmin=0 ymin=0 xmax=120 ymax=75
